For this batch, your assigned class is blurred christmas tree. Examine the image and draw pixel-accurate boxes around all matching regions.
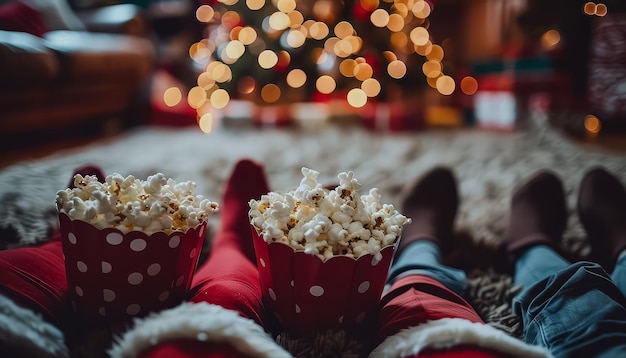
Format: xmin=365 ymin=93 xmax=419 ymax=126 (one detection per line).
xmin=188 ymin=0 xmax=453 ymax=117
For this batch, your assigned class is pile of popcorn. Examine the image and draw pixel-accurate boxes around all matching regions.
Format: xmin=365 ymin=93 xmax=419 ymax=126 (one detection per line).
xmin=56 ymin=173 xmax=219 ymax=234
xmin=249 ymin=167 xmax=411 ymax=261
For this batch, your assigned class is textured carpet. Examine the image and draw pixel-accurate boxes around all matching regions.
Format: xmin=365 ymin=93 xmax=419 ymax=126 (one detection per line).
xmin=1 ymin=115 xmax=625 ymax=353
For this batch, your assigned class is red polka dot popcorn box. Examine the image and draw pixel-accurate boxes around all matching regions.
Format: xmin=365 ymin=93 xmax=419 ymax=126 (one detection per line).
xmin=56 ymin=173 xmax=219 ymax=321
xmin=249 ymin=168 xmax=410 ymax=335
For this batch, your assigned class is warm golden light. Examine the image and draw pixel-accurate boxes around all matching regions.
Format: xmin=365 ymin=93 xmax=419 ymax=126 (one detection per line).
xmin=269 ymin=11 xmax=290 ymax=30
xmin=196 ymin=5 xmax=215 ymax=22
xmin=371 ymin=9 xmax=390 ymax=28
xmin=258 ymin=50 xmax=279 ymax=69
xmin=207 ymin=62 xmax=232 ymax=83
xmin=596 ymin=3 xmax=607 ymax=16
xmin=334 ymin=21 xmax=354 ymax=39
xmin=360 ymin=0 xmax=379 ymax=11
xmin=198 ymin=113 xmax=214 ymax=133
xmin=238 ymin=27 xmax=257 ymax=45
xmin=286 ymin=69 xmax=307 ymax=88
xmin=188 ymin=86 xmax=207 ymax=109
xmin=225 ymin=40 xmax=245 ymax=59
xmin=163 ymin=87 xmax=182 ymax=107
xmin=410 ymin=27 xmax=429 ymax=46
xmin=261 ymin=83 xmax=281 ymax=103
xmin=287 ymin=29 xmax=306 ymax=47
xmin=316 ymin=75 xmax=336 ymax=94
xmin=584 ymin=2 xmax=597 ymax=15
xmin=277 ymin=0 xmax=296 ymax=13
xmin=238 ymin=76 xmax=256 ymax=94
xmin=246 ymin=0 xmax=265 ymax=10
xmin=340 ymin=59 xmax=357 ymax=77
xmin=414 ymin=41 xmax=432 ymax=56
xmin=361 ymin=78 xmax=381 ymax=97
xmin=288 ymin=11 xmax=304 ymax=27
xmin=426 ymin=44 xmax=444 ymax=61
xmin=347 ymin=88 xmax=367 ymax=108
xmin=354 ymin=62 xmax=374 ymax=80
xmin=541 ymin=29 xmax=561 ymax=48
xmin=197 ymin=72 xmax=216 ymax=89
xmin=222 ymin=11 xmax=241 ymax=29
xmin=422 ymin=60 xmax=441 ymax=78
xmin=412 ymin=0 xmax=431 ymax=18
xmin=387 ymin=59 xmax=407 ymax=79
xmin=387 ymin=13 xmax=404 ymax=32
xmin=436 ymin=75 xmax=455 ymax=95
xmin=310 ymin=22 xmax=329 ymax=39
xmin=210 ymin=88 xmax=230 ymax=109
xmin=584 ymin=115 xmax=601 ymax=133
xmin=460 ymin=76 xmax=478 ymax=95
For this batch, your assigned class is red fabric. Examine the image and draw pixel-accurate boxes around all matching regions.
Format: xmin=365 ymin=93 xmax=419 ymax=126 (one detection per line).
xmin=139 ymin=340 xmax=254 ymax=358
xmin=0 ymin=1 xmax=47 ymax=37
xmin=188 ymin=159 xmax=271 ymax=328
xmin=416 ymin=346 xmax=501 ymax=358
xmin=376 ymin=275 xmax=486 ymax=346
xmin=145 ymin=159 xmax=274 ymax=357
xmin=189 ymin=241 xmax=267 ymax=327
xmin=0 ymin=231 xmax=66 ymax=326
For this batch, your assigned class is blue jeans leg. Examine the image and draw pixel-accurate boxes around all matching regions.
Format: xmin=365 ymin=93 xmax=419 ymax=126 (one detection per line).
xmin=612 ymin=253 xmax=626 ymax=296
xmin=513 ymin=245 xmax=570 ymax=288
xmin=385 ymin=240 xmax=467 ymax=297
xmin=513 ymin=259 xmax=626 ymax=358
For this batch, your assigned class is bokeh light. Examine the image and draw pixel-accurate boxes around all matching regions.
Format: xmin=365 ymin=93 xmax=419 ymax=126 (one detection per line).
xmin=460 ymin=76 xmax=478 ymax=95
xmin=347 ymin=88 xmax=367 ymax=108
xmin=584 ymin=115 xmax=601 ymax=134
xmin=316 ymin=75 xmax=336 ymax=94
xmin=261 ymin=83 xmax=281 ymax=103
xmin=210 ymin=88 xmax=230 ymax=109
xmin=198 ymin=113 xmax=214 ymax=133
xmin=286 ymin=69 xmax=307 ymax=88
xmin=163 ymin=87 xmax=182 ymax=107
xmin=436 ymin=75 xmax=455 ymax=95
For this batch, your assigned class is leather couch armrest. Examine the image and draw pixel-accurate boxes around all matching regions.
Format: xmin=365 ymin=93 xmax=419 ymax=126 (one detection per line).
xmin=75 ymin=4 xmax=149 ymax=37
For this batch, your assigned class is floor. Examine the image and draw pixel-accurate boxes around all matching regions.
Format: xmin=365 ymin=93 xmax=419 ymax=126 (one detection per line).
xmin=1 ymin=121 xmax=625 ymax=171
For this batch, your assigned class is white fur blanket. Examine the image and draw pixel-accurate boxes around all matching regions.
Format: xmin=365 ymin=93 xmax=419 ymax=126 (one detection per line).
xmin=0 ymin=115 xmax=624 ymax=352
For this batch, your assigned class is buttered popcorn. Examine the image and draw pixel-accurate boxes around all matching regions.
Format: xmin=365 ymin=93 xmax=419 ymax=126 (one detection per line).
xmin=249 ymin=167 xmax=411 ymax=261
xmin=56 ymin=173 xmax=219 ymax=234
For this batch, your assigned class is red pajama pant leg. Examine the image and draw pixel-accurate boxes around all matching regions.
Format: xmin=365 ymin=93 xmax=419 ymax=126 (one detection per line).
xmin=0 ymin=231 xmax=67 ymax=327
xmin=376 ymin=275 xmax=499 ymax=358
xmin=138 ymin=234 xmax=268 ymax=358
xmin=188 ymin=232 xmax=266 ymax=327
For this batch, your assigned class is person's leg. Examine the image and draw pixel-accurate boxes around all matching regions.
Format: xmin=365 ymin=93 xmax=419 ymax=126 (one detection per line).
xmin=500 ymin=170 xmax=568 ymax=276
xmin=188 ymin=159 xmax=272 ymax=328
xmin=0 ymin=164 xmax=105 ymax=356
xmin=387 ymin=167 xmax=465 ymax=295
xmin=510 ymin=170 xmax=626 ymax=357
xmin=578 ymin=167 xmax=626 ymax=283
xmin=375 ymin=169 xmax=499 ymax=356
xmin=127 ymin=159 xmax=291 ymax=358
xmin=613 ymin=252 xmax=626 ymax=296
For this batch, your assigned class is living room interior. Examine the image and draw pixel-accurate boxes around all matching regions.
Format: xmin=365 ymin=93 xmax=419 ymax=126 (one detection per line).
xmin=1 ymin=0 xmax=626 ymax=356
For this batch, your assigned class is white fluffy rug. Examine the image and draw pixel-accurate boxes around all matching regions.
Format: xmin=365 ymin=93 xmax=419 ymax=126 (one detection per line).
xmin=1 ymin=114 xmax=625 ymax=347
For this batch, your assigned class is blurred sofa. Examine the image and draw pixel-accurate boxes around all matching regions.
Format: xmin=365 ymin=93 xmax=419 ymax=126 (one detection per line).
xmin=0 ymin=0 xmax=156 ymax=150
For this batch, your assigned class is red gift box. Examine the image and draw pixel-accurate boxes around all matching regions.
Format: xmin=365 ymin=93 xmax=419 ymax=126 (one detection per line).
xmin=252 ymin=226 xmax=396 ymax=336
xmin=58 ymin=213 xmax=206 ymax=321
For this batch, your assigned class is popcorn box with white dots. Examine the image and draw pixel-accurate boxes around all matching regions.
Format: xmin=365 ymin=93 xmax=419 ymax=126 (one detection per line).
xmin=251 ymin=227 xmax=396 ymax=335
xmin=58 ymin=212 xmax=207 ymax=321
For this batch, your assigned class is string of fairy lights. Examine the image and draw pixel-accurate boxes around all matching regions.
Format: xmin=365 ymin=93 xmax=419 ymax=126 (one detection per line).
xmin=181 ymin=0 xmax=456 ymax=131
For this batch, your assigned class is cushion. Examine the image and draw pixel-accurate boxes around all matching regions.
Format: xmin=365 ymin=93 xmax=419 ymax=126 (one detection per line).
xmin=0 ymin=1 xmax=46 ymax=37
xmin=25 ymin=0 xmax=86 ymax=31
